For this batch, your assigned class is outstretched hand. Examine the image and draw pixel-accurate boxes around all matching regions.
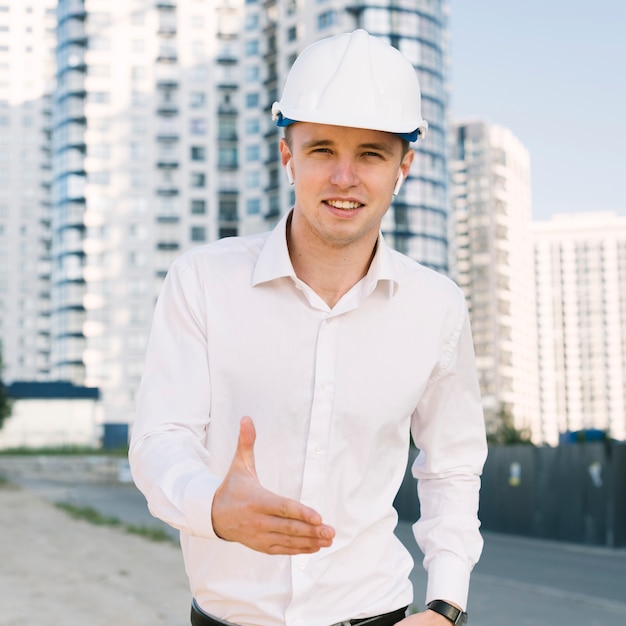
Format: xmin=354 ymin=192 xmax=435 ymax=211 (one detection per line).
xmin=211 ymin=416 xmax=335 ymax=555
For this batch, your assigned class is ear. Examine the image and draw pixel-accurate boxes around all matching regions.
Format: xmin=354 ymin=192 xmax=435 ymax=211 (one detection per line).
xmin=393 ymin=171 xmax=404 ymax=196
xmin=284 ymin=160 xmax=295 ymax=185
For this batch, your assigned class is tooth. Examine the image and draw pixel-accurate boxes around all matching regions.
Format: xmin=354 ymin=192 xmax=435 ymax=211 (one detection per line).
xmin=329 ymin=200 xmax=360 ymax=209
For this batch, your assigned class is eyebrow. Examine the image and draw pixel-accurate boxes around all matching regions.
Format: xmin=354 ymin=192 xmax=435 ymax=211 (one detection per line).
xmin=302 ymin=139 xmax=396 ymax=156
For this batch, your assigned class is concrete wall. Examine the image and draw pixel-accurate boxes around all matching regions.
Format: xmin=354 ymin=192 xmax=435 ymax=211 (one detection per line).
xmin=0 ymin=398 xmax=103 ymax=449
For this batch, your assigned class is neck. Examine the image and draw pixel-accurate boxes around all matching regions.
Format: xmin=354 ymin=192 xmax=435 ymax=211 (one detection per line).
xmin=286 ymin=211 xmax=378 ymax=308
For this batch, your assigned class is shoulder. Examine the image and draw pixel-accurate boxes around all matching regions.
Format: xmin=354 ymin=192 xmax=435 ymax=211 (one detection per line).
xmin=170 ymin=231 xmax=270 ymax=280
xmin=391 ymin=249 xmax=465 ymax=308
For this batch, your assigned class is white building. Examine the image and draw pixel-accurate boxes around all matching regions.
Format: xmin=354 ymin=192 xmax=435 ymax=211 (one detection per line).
xmin=0 ymin=0 xmax=56 ymax=382
xmin=450 ymin=121 xmax=539 ymax=439
xmin=533 ymin=212 xmax=626 ymax=444
xmin=3 ymin=0 xmax=451 ymax=433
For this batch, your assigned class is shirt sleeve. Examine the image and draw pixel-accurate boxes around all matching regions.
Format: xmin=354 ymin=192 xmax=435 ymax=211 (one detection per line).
xmin=410 ymin=287 xmax=488 ymax=610
xmin=128 ymin=257 xmax=222 ymax=539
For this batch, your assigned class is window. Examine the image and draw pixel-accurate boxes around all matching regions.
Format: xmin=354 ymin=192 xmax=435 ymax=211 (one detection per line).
xmin=191 ymin=199 xmax=206 ymax=215
xmin=190 ymin=66 xmax=208 ymax=82
xmin=191 ymin=172 xmax=205 ymax=188
xmin=87 ymin=65 xmax=110 ymax=77
xmin=130 ymin=143 xmax=145 ymax=160
xmin=190 ymin=92 xmax=206 ymax=108
xmin=246 ymin=145 xmax=260 ymax=162
xmin=245 ymin=66 xmax=259 ymax=81
xmin=190 ymin=119 xmax=207 ymax=135
xmin=218 ymin=147 xmax=238 ymax=168
xmin=317 ymin=10 xmax=336 ymax=29
xmin=131 ymin=66 xmax=146 ymax=80
xmin=190 ymin=146 xmax=205 ymax=161
xmin=218 ymin=197 xmax=237 ymax=221
xmin=131 ymin=172 xmax=146 ymax=188
xmin=87 ymin=92 xmax=110 ymax=104
xmin=131 ymin=11 xmax=144 ymax=26
xmin=190 ymin=226 xmax=206 ymax=242
xmin=131 ymin=117 xmax=147 ymax=134
xmin=246 ymin=93 xmax=259 ymax=108
xmin=218 ymin=117 xmax=237 ymax=140
xmin=89 ymin=171 xmax=110 ymax=185
xmin=246 ymin=170 xmax=260 ymax=189
xmin=131 ymin=92 xmax=147 ymax=107
xmin=245 ymin=118 xmax=260 ymax=134
xmin=88 ymin=144 xmax=110 ymax=159
xmin=89 ymin=12 xmax=112 ymax=25
xmin=247 ymin=198 xmax=261 ymax=215
xmin=287 ymin=26 xmax=297 ymax=41
xmin=88 ymin=37 xmax=110 ymax=51
xmin=245 ymin=40 xmax=259 ymax=56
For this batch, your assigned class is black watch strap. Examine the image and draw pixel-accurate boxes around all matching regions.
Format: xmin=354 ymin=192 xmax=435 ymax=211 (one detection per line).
xmin=426 ymin=600 xmax=468 ymax=625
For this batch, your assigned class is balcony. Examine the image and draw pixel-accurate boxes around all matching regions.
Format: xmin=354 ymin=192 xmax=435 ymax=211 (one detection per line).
xmin=158 ymin=24 xmax=177 ymax=36
xmin=157 ymin=105 xmax=179 ymax=117
xmin=57 ymin=0 xmax=87 ymax=23
xmin=156 ymin=159 xmax=179 ymax=169
xmin=156 ymin=187 xmax=179 ymax=197
xmin=157 ymin=79 xmax=179 ymax=90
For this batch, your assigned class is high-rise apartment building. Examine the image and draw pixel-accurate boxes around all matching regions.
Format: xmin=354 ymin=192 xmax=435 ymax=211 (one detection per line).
xmin=0 ymin=0 xmax=56 ymax=383
xmin=250 ymin=0 xmax=451 ymax=272
xmin=533 ymin=212 xmax=626 ymax=444
xmin=3 ymin=0 xmax=450 ymax=430
xmin=450 ymin=121 xmax=539 ymax=438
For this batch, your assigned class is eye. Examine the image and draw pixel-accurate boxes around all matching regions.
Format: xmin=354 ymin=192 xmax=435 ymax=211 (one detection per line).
xmin=363 ymin=151 xmax=384 ymax=159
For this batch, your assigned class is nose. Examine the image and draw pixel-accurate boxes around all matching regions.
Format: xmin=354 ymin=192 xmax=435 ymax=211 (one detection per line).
xmin=329 ymin=157 xmax=360 ymax=189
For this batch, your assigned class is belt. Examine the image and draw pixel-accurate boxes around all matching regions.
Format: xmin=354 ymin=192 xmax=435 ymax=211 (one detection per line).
xmin=191 ymin=599 xmax=408 ymax=626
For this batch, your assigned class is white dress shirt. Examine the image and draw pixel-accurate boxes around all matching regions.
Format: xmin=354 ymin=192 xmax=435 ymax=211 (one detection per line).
xmin=129 ymin=212 xmax=487 ymax=626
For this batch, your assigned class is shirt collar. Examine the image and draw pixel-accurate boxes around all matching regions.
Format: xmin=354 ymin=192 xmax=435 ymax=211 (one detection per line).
xmin=252 ymin=210 xmax=399 ymax=297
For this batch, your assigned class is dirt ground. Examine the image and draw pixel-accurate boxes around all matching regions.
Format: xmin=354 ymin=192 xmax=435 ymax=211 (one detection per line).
xmin=0 ymin=483 xmax=191 ymax=626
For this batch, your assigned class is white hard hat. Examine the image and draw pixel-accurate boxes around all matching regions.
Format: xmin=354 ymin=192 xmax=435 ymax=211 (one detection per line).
xmin=272 ymin=29 xmax=428 ymax=142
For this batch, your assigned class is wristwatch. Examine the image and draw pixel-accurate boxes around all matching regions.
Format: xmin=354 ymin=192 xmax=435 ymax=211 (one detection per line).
xmin=426 ymin=600 xmax=468 ymax=625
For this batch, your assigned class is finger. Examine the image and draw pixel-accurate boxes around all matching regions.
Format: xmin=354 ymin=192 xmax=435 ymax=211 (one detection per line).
xmin=270 ymin=493 xmax=325 ymax=527
xmin=235 ymin=416 xmax=258 ymax=478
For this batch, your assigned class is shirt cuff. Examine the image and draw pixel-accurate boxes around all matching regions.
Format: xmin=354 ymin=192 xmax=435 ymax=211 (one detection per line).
xmin=425 ymin=552 xmax=471 ymax=611
xmin=182 ymin=472 xmax=224 ymax=539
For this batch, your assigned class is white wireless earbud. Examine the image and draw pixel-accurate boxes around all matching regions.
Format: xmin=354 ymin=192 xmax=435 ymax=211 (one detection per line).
xmin=285 ymin=160 xmax=295 ymax=186
xmin=393 ymin=172 xmax=404 ymax=196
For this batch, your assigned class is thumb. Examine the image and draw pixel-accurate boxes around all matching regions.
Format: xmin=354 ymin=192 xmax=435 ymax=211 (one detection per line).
xmin=235 ymin=416 xmax=258 ymax=479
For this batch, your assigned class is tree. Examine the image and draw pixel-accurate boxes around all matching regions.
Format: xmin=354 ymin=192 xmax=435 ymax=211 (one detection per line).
xmin=487 ymin=404 xmax=533 ymax=446
xmin=0 ymin=346 xmax=12 ymax=430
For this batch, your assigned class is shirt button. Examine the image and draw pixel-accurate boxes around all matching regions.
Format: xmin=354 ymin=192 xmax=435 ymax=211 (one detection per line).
xmin=297 ymin=561 xmax=306 ymax=570
xmin=314 ymin=446 xmax=322 ymax=455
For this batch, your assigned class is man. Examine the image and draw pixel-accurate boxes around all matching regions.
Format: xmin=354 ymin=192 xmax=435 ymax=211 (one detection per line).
xmin=130 ymin=30 xmax=487 ymax=626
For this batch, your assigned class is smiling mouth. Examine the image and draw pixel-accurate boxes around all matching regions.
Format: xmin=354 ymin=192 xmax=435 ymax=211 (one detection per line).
xmin=325 ymin=200 xmax=363 ymax=210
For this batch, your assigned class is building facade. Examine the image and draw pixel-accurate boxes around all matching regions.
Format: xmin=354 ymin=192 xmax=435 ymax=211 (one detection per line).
xmin=0 ymin=0 xmax=56 ymax=383
xmin=533 ymin=212 xmax=626 ymax=444
xmin=450 ymin=121 xmax=539 ymax=439
xmin=3 ymin=0 xmax=451 ymax=431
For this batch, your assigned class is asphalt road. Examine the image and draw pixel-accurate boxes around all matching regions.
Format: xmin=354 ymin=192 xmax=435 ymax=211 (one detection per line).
xmin=2 ymin=456 xmax=625 ymax=626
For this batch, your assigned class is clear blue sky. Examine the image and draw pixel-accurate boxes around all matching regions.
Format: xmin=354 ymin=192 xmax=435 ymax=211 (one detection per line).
xmin=449 ymin=1 xmax=626 ymax=221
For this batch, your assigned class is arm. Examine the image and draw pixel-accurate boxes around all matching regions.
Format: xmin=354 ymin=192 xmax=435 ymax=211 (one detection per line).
xmin=129 ymin=258 xmax=333 ymax=552
xmin=409 ymin=291 xmax=488 ymax=612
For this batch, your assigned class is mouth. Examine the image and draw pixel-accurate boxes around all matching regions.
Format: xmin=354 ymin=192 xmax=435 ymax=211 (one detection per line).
xmin=324 ymin=199 xmax=364 ymax=211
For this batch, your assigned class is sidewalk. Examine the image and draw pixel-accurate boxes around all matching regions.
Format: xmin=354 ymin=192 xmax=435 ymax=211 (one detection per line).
xmin=0 ymin=484 xmax=191 ymax=626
